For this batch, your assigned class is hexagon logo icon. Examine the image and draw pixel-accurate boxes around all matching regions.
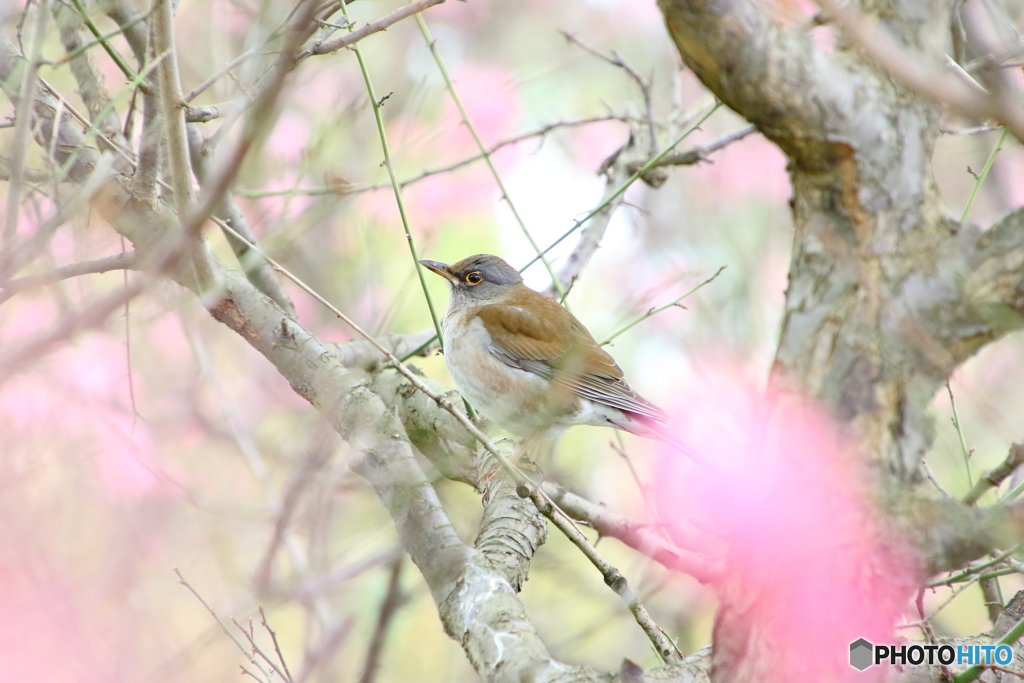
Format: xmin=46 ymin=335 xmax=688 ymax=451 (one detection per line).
xmin=850 ymin=638 xmax=873 ymax=671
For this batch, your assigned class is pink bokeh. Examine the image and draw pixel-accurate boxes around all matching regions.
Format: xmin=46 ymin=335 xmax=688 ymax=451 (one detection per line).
xmin=693 ymin=132 xmax=791 ymax=204
xmin=364 ymin=64 xmax=525 ymax=227
xmin=1 ymin=326 xmax=171 ymax=501
xmin=655 ymin=365 xmax=918 ymax=681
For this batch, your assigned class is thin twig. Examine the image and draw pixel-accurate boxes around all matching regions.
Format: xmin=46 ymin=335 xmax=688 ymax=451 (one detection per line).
xmin=230 ymin=615 xmax=291 ymax=682
xmin=259 ymin=607 xmax=293 ymax=683
xmin=603 ymin=265 xmax=727 ymax=344
xmin=921 ymin=460 xmax=956 ymax=499
xmin=960 ymin=127 xmax=1009 ymax=221
xmin=174 ymin=568 xmax=275 ymax=683
xmin=339 ymin=2 xmax=444 ymax=347
xmin=418 ymin=15 xmax=567 ymax=300
xmin=233 ymin=116 xmax=621 ymax=198
xmin=560 ymin=31 xmax=657 ymax=156
xmin=303 ymin=0 xmax=443 ymax=58
xmin=187 ymin=0 xmax=444 ymax=123
xmin=121 ymin=237 xmax=139 ymax=427
xmin=358 ymin=558 xmax=405 ymax=683
xmin=926 ymin=546 xmax=1019 ymax=588
xmin=520 ymin=102 xmax=722 ymax=274
xmin=68 ymin=0 xmax=150 ymax=93
xmin=940 ymin=125 xmax=1003 ymax=135
xmin=946 ymin=381 xmax=974 ymax=488
xmin=0 ymin=251 xmax=136 ymax=304
xmin=542 ymin=481 xmax=717 ymax=582
xmin=642 ymin=124 xmax=757 ymax=170
xmin=963 ymin=443 xmax=1024 ymax=506
xmin=4 ymin=0 xmax=51 ymax=252
xmin=152 ymin=0 xmax=194 ymax=219
xmin=184 ymin=50 xmax=273 ymax=103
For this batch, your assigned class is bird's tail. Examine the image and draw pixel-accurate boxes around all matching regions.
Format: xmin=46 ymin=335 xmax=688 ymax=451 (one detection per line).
xmin=619 ymin=414 xmax=708 ymax=469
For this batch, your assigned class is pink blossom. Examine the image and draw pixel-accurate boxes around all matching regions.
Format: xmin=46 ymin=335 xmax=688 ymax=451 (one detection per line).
xmin=655 ymin=365 xmax=918 ymax=681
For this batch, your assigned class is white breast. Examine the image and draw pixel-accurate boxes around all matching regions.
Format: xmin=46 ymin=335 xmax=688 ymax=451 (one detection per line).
xmin=442 ymin=310 xmax=573 ymax=438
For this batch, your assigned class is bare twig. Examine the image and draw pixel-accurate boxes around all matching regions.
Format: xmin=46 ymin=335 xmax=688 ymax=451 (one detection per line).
xmin=187 ymin=0 xmax=445 ymax=123
xmin=963 ymin=443 xmax=1024 ymax=506
xmin=152 ymin=0 xmax=194 ymax=219
xmin=0 ymin=251 xmax=136 ymax=304
xmin=940 ymin=125 xmax=1003 ymax=135
xmin=542 ymin=482 xmax=718 ymax=583
xmin=340 ymin=3 xmax=444 ymax=347
xmin=358 ymin=558 xmax=405 ymax=683
xmin=231 ymin=615 xmax=291 ymax=682
xmin=523 ymin=100 xmax=721 ymax=278
xmin=303 ymin=0 xmax=443 ymax=58
xmin=283 ymin=546 xmax=402 ymax=601
xmin=946 ymin=381 xmax=974 ymax=488
xmin=921 ymin=461 xmax=956 ymax=499
xmin=419 ymin=16 xmax=567 ymax=300
xmin=560 ymin=31 xmax=657 ymax=156
xmin=603 ymin=265 xmax=727 ymax=344
xmin=259 ymin=607 xmax=292 ymax=682
xmin=4 ymin=0 xmax=51 ymax=251
xmin=234 ymin=116 xmax=621 ymax=198
xmin=174 ymin=567 xmax=275 ymax=683
xmin=640 ymin=125 xmax=757 ymax=170
xmin=184 ymin=50 xmax=272 ymax=103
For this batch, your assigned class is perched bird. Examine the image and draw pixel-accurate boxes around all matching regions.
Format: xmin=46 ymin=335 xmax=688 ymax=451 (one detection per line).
xmin=420 ymin=254 xmax=676 ymax=448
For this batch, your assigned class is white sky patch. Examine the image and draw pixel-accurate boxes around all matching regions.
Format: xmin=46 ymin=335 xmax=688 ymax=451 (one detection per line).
xmin=494 ymin=143 xmax=638 ymax=291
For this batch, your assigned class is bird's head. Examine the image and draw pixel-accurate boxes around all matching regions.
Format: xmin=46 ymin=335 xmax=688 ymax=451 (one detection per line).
xmin=420 ymin=254 xmax=524 ymax=308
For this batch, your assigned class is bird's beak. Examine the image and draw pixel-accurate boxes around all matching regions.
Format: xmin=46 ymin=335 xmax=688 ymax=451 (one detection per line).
xmin=419 ymin=259 xmax=458 ymax=283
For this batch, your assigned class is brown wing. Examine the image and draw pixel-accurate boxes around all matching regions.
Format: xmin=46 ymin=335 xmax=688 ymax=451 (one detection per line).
xmin=475 ymin=291 xmax=668 ymax=423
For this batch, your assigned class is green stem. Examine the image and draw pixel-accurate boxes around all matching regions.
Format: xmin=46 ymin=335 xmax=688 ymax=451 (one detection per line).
xmin=960 ymin=127 xmax=1008 ymax=222
xmin=925 ymin=547 xmax=1018 ymax=588
xmin=946 ymin=381 xmax=974 ymax=488
xmin=338 ymin=1 xmax=444 ymax=348
xmin=56 ymin=50 xmax=168 ymax=182
xmin=1001 ymin=477 xmax=1024 ymax=503
xmin=69 ymin=0 xmax=145 ymax=90
xmin=520 ymin=101 xmax=722 ymax=274
xmin=415 ymin=15 xmax=567 ymax=300
xmin=60 ymin=9 xmax=152 ymax=66
xmin=952 ymin=610 xmax=1024 ymax=683
xmin=602 ymin=264 xmax=726 ymax=344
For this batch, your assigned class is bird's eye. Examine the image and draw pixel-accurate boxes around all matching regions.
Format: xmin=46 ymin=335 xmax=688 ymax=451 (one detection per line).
xmin=465 ymin=272 xmax=483 ymax=285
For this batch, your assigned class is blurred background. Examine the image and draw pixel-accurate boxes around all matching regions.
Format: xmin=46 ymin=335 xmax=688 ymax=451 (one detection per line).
xmin=2 ymin=0 xmax=1023 ymax=680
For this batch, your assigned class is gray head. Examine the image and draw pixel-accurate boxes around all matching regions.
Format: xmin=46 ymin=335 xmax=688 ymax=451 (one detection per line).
xmin=420 ymin=254 xmax=524 ymax=310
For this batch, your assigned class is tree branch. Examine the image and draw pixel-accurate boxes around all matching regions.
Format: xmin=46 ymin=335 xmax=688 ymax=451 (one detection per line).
xmin=543 ymin=482 xmax=719 ymax=584
xmin=0 ymin=251 xmax=136 ymax=304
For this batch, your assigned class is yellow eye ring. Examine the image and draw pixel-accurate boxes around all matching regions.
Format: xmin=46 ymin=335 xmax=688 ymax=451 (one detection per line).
xmin=465 ymin=272 xmax=483 ymax=285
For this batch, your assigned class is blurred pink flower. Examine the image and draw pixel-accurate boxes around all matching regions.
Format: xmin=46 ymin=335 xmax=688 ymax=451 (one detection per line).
xmin=568 ymin=119 xmax=631 ymax=171
xmin=690 ymin=131 xmax=790 ymax=204
xmin=441 ymin=64 xmax=522 ymax=150
xmin=0 ymin=332 xmax=171 ymax=500
xmin=0 ymin=564 xmax=99 ymax=683
xmin=655 ymin=364 xmax=918 ymax=681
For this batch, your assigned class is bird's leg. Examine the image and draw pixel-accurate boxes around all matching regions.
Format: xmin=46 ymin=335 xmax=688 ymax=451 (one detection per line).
xmin=509 ymin=428 xmax=546 ymax=467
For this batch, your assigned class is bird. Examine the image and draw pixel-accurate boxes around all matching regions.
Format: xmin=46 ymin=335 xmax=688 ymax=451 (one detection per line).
xmin=419 ymin=254 xmax=680 ymax=453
